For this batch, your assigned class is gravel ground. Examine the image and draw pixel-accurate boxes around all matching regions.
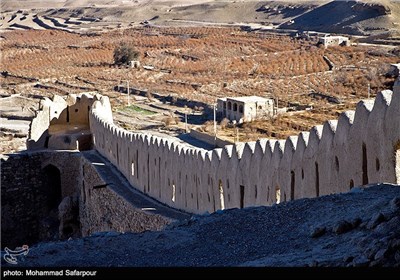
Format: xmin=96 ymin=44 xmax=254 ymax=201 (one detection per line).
xmin=3 ymin=184 xmax=400 ymax=267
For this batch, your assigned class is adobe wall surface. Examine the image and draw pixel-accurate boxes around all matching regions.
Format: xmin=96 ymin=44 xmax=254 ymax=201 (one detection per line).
xmin=90 ymin=84 xmax=400 ymax=214
xmin=79 ymin=155 xmax=172 ymax=237
xmin=0 ymin=152 xmax=81 ymax=248
xmin=1 ymin=149 xmax=173 ymax=247
xmin=190 ymin=129 xmax=233 ymax=148
xmin=27 ymin=93 xmax=100 ymax=150
xmin=1 ymin=153 xmax=48 ymax=248
xmin=28 ymin=99 xmax=52 ymax=149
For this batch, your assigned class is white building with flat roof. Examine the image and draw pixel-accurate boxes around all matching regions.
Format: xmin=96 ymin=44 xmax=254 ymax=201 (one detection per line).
xmin=217 ymin=96 xmax=274 ymax=123
xmin=318 ymin=35 xmax=350 ymax=48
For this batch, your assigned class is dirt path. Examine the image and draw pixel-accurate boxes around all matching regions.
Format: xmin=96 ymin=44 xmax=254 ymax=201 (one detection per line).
xmin=82 ymin=150 xmax=190 ymax=221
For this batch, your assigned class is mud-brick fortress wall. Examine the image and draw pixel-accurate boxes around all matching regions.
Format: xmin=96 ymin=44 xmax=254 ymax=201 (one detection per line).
xmin=1 ymin=150 xmax=172 ymax=248
xmin=1 ymin=152 xmax=82 ymax=248
xmin=79 ymin=156 xmax=171 ymax=237
xmin=89 ymin=80 xmax=400 ymax=214
xmin=28 ymin=93 xmax=97 ymax=150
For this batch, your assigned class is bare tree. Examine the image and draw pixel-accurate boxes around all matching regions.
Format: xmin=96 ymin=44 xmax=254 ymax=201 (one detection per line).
xmin=113 ymin=43 xmax=139 ymax=65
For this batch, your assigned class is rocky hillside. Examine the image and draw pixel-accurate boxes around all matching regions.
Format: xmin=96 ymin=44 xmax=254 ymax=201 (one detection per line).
xmin=279 ymin=1 xmax=400 ymax=35
xmin=1 ymin=1 xmax=399 ymax=36
xmin=4 ymin=183 xmax=400 ymax=267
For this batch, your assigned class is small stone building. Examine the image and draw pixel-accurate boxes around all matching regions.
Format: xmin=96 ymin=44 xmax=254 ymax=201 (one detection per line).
xmin=318 ymin=35 xmax=350 ymax=48
xmin=217 ymin=96 xmax=274 ymax=123
xmin=129 ymin=60 xmax=140 ymax=68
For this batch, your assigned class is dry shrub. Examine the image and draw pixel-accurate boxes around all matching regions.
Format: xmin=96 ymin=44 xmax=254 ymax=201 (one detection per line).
xmin=146 ymin=91 xmax=153 ymax=100
xmin=163 ymin=116 xmax=173 ymax=126
xmin=202 ymin=120 xmax=214 ymax=132
xmin=220 ymin=118 xmax=230 ymax=129
xmin=171 ymin=95 xmax=178 ymax=104
xmin=163 ymin=115 xmax=178 ymax=126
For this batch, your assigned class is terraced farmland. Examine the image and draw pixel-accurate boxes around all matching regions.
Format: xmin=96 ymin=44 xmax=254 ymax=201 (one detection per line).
xmin=1 ymin=27 xmax=397 ymax=141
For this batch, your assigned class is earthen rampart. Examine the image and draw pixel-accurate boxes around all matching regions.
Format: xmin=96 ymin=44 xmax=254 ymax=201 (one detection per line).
xmin=88 ymin=84 xmax=400 ymax=214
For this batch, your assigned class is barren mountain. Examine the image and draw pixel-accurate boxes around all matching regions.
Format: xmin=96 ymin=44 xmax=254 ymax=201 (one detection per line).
xmin=279 ymin=0 xmax=400 ymax=35
xmin=1 ymin=1 xmax=399 ymax=36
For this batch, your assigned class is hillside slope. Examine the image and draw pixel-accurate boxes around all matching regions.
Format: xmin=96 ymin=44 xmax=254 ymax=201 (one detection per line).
xmin=280 ymin=0 xmax=400 ymax=35
xmin=1 ymin=1 xmax=399 ymax=36
xmin=4 ymin=184 xmax=400 ymax=267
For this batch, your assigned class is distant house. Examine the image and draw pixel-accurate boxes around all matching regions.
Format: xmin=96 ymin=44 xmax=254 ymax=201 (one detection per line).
xmin=217 ymin=96 xmax=275 ymax=123
xmin=129 ymin=60 xmax=140 ymax=68
xmin=295 ymin=31 xmax=320 ymax=40
xmin=318 ymin=35 xmax=350 ymax=48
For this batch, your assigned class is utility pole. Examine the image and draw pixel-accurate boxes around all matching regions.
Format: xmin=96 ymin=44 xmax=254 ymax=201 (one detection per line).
xmin=127 ymin=80 xmax=130 ymax=106
xmin=185 ymin=111 xmax=188 ymax=133
xmin=368 ymin=83 xmax=370 ymax=99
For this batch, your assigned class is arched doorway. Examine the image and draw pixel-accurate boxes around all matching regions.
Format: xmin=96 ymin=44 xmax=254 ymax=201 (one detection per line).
xmin=42 ymin=164 xmax=62 ymax=211
xmin=39 ymin=164 xmax=62 ymax=241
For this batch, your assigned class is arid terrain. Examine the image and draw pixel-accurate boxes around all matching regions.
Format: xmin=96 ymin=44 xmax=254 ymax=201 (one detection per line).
xmin=1 ymin=1 xmax=399 ymax=152
xmin=4 ymin=183 xmax=400 ymax=267
xmin=1 ymin=25 xmax=398 ymax=149
xmin=1 ymin=1 xmax=400 ymax=37
xmin=1 ymin=0 xmax=400 ymax=269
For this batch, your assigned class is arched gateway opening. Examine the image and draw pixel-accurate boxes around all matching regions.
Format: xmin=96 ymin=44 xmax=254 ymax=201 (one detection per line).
xmin=42 ymin=164 xmax=62 ymax=210
xmin=39 ymin=164 xmax=62 ymax=241
xmin=42 ymin=164 xmax=80 ymax=240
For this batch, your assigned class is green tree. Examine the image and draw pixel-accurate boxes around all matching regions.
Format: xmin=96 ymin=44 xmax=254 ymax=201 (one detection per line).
xmin=113 ymin=43 xmax=139 ymax=65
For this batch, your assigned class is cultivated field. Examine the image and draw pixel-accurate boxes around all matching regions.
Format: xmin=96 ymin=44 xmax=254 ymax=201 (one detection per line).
xmin=1 ymin=27 xmax=398 ymax=143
